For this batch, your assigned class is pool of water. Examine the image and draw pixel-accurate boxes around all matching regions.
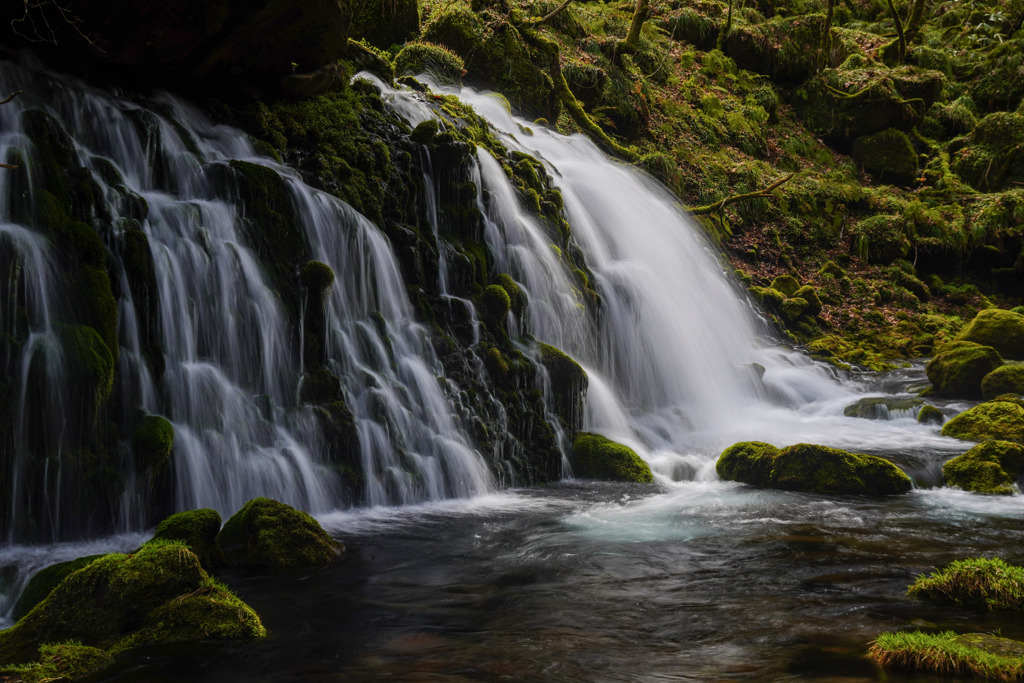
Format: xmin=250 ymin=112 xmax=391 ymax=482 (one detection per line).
xmin=85 ymin=481 xmax=1023 ymax=682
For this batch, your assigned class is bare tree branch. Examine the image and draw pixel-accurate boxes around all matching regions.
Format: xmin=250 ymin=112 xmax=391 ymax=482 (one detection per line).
xmin=534 ymin=0 xmax=574 ymax=26
xmin=0 ymin=90 xmax=23 ymax=105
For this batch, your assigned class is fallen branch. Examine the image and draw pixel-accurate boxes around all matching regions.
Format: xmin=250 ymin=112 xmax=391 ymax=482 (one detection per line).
xmin=533 ymin=0 xmax=574 ymax=25
xmin=0 ymin=90 xmax=23 ymax=105
xmin=689 ymin=172 xmax=797 ymax=216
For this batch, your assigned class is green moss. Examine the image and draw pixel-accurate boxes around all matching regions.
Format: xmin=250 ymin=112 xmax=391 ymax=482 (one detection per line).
xmin=571 ymin=432 xmax=654 ymax=483
xmin=716 ymin=441 xmax=778 ymax=485
xmin=538 ymin=342 xmax=587 ymax=431
xmin=908 ymin=557 xmax=1024 ymax=611
xmin=792 ymin=285 xmax=822 ymax=316
xmin=943 ymin=440 xmax=1024 ymax=495
xmin=347 ymin=39 xmax=396 ymax=82
xmin=942 ymin=399 xmax=1024 ymax=444
xmin=770 ymin=274 xmax=800 ymax=297
xmin=151 ymin=509 xmax=225 ymax=570
xmin=926 ymin=342 xmax=1004 ymax=398
xmin=0 ymin=642 xmax=114 ymax=682
xmin=955 ymin=309 xmax=1024 ymax=361
xmin=0 ymin=543 xmax=264 ymax=665
xmin=299 ymin=260 xmax=336 ymax=292
xmin=951 ymin=111 xmax=1024 ymax=192
xmin=918 ymin=404 xmax=945 ymax=425
xmin=394 ymin=42 xmax=465 ymax=84
xmin=982 ymin=365 xmax=1024 ymax=400
xmin=869 ymin=630 xmax=1024 ymax=679
xmin=716 ymin=441 xmax=911 ymax=495
xmin=299 ymin=368 xmax=343 ymax=404
xmin=10 ymin=556 xmax=105 ymax=622
xmin=781 ymin=296 xmax=808 ymax=323
xmin=217 ymin=497 xmax=343 ymax=571
xmin=495 ymin=273 xmax=526 ymax=317
xmin=850 ymin=215 xmax=911 ymax=264
xmin=58 ymin=323 xmax=115 ymax=428
xmin=349 ymin=0 xmax=419 ymax=48
xmin=132 ymin=414 xmax=174 ymax=480
xmin=479 ymin=284 xmax=511 ymax=326
xmin=851 ymin=128 xmax=918 ymax=186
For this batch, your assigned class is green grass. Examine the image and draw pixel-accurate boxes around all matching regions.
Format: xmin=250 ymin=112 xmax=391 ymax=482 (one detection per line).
xmin=869 ymin=631 xmax=1024 ymax=680
xmin=908 ymin=558 xmax=1024 ymax=611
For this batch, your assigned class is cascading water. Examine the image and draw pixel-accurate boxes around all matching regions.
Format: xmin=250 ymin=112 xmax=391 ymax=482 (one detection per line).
xmin=0 ymin=57 xmax=499 ymax=550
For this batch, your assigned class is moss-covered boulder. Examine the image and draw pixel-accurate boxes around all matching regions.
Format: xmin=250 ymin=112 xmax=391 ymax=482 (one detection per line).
xmin=570 ymin=432 xmax=654 ymax=483
xmin=954 ymin=309 xmax=1024 ymax=360
xmin=942 ymin=398 xmax=1024 ymax=444
xmin=10 ymin=555 xmax=105 ymax=621
xmin=479 ymin=284 xmax=511 ymax=326
xmin=422 ymin=7 xmax=557 ymax=119
xmin=918 ymin=404 xmax=945 ymax=425
xmin=394 ymin=42 xmax=465 ymax=85
xmin=716 ymin=441 xmax=912 ymax=495
xmin=844 ymin=397 xmax=924 ymax=420
xmin=942 ymin=440 xmax=1024 ymax=495
xmin=926 ymin=342 xmax=1004 ymax=398
xmin=780 ymin=296 xmax=808 ymax=323
xmin=217 ymin=497 xmax=343 ymax=571
xmin=908 ymin=557 xmax=1024 ymax=610
xmin=869 ymin=630 xmax=1024 ymax=679
xmin=850 ymin=215 xmax=911 ymax=264
xmin=950 ymin=111 xmax=1024 ymax=192
xmin=0 ymin=642 xmax=114 ymax=682
xmin=538 ymin=342 xmax=587 ymax=431
xmin=723 ymin=13 xmax=853 ymax=84
xmin=981 ymin=365 xmax=1024 ymax=400
xmin=770 ymin=274 xmax=800 ymax=297
xmin=0 ymin=543 xmax=265 ymax=666
xmin=151 ymin=509 xmax=225 ymax=570
xmin=851 ymin=128 xmax=918 ymax=186
xmin=792 ymin=285 xmax=822 ymax=317
xmin=132 ymin=414 xmax=174 ymax=481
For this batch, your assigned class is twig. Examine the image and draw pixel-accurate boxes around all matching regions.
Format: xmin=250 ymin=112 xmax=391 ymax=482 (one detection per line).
xmin=533 ymin=0 xmax=574 ymax=25
xmin=689 ymin=172 xmax=797 ymax=216
xmin=0 ymin=90 xmax=22 ymax=105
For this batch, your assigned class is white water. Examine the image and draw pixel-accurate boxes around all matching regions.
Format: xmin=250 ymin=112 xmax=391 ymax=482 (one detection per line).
xmin=367 ymin=75 xmax=969 ymax=481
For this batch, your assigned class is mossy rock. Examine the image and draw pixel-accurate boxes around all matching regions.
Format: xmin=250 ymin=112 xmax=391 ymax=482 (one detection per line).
xmin=781 ymin=296 xmax=808 ymax=323
xmin=954 ymin=309 xmax=1024 ymax=361
xmin=281 ymin=62 xmax=352 ymax=100
xmin=0 ymin=642 xmax=114 ymax=682
xmin=869 ymin=630 xmax=1024 ymax=679
xmin=851 ymin=128 xmax=918 ymax=187
xmin=479 ymin=284 xmax=511 ymax=326
xmin=570 ymin=432 xmax=654 ymax=483
xmin=538 ymin=342 xmax=587 ymax=431
xmin=918 ymin=404 xmax=944 ymax=425
xmin=770 ymin=274 xmax=800 ymax=297
xmin=908 ymin=557 xmax=1024 ymax=610
xmin=716 ymin=441 xmax=778 ymax=485
xmin=300 ymin=260 xmax=335 ymax=292
xmin=792 ymin=285 xmax=822 ymax=317
xmin=132 ymin=414 xmax=174 ymax=480
xmin=422 ymin=7 xmax=557 ymax=119
xmin=926 ymin=342 xmax=1004 ymax=398
xmin=217 ymin=497 xmax=343 ymax=571
xmin=716 ymin=441 xmax=911 ymax=495
xmin=723 ymin=13 xmax=853 ymax=84
xmin=950 ymin=111 xmax=1024 ymax=192
xmin=299 ymin=367 xmax=343 ymax=405
xmin=58 ymin=323 xmax=115 ymax=429
xmin=495 ymin=273 xmax=526 ymax=318
xmin=844 ymin=397 xmax=925 ymax=420
xmin=152 ymin=509 xmax=225 ymax=570
xmin=348 ymin=0 xmax=419 ymax=48
xmin=394 ymin=42 xmax=465 ymax=85
xmin=942 ymin=398 xmax=1024 ymax=444
xmin=0 ymin=543 xmax=264 ymax=665
xmin=942 ymin=440 xmax=1024 ymax=495
xmin=850 ymin=215 xmax=910 ymax=264
xmin=10 ymin=555 xmax=105 ymax=622
xmin=562 ymin=62 xmax=607 ymax=108
xmin=981 ymin=365 xmax=1024 ymax=400
xmin=346 ymin=39 xmax=395 ymax=82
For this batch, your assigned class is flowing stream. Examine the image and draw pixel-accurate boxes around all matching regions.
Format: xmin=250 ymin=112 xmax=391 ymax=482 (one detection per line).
xmin=0 ymin=60 xmax=1016 ymax=679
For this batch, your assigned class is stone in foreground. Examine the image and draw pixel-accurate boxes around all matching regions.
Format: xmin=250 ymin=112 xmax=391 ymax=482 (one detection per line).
xmin=217 ymin=497 xmax=344 ymax=571
xmin=571 ymin=432 xmax=655 ymax=483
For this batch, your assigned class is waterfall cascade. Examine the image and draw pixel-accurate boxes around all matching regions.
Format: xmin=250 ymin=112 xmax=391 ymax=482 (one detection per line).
xmin=0 ymin=58 xmax=964 ymax=553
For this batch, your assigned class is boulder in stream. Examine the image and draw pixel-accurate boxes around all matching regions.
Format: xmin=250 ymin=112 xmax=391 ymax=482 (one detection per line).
xmin=570 ymin=433 xmax=655 ymax=483
xmin=942 ymin=440 xmax=1024 ymax=495
xmin=954 ymin=308 xmax=1024 ymax=360
xmin=925 ymin=341 xmax=1003 ymax=398
xmin=843 ymin=397 xmax=924 ymax=420
xmin=716 ymin=442 xmax=912 ymax=495
xmin=981 ymin=364 xmax=1024 ymax=400
xmin=941 ymin=396 xmax=1024 ymax=444
xmin=217 ymin=497 xmax=344 ymax=571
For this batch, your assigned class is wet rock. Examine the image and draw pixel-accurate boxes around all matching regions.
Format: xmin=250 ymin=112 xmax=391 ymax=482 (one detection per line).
xmin=844 ymin=397 xmax=925 ymax=420
xmin=571 ymin=433 xmax=654 ymax=483
xmin=925 ymin=341 xmax=1004 ymax=398
xmin=0 ymin=543 xmax=264 ymax=666
xmin=954 ymin=308 xmax=1024 ymax=360
xmin=941 ymin=396 xmax=1024 ymax=444
xmin=981 ymin=364 xmax=1024 ymax=400
xmin=394 ymin=43 xmax=465 ymax=85
xmin=917 ymin=404 xmax=944 ymax=425
xmin=151 ymin=508 xmax=226 ymax=570
xmin=217 ymin=497 xmax=344 ymax=571
xmin=942 ymin=440 xmax=1024 ymax=495
xmin=716 ymin=441 xmax=912 ymax=495
xmin=10 ymin=555 xmax=105 ymax=621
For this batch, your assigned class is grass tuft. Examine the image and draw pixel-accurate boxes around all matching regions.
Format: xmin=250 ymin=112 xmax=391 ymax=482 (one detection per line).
xmin=908 ymin=558 xmax=1024 ymax=611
